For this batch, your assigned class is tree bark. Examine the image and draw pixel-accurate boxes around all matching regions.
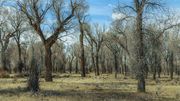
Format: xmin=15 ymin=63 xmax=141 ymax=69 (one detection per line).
xmin=1 ymin=48 xmax=7 ymax=71
xmin=44 ymin=46 xmax=53 ymax=82
xmin=1 ymin=40 xmax=9 ymax=72
xmin=95 ymin=52 xmax=100 ymax=76
xmin=80 ymin=32 xmax=86 ymax=77
xmin=114 ymin=53 xmax=118 ymax=78
xmin=75 ymin=59 xmax=78 ymax=73
xmin=170 ymin=52 xmax=174 ymax=80
xmin=17 ymin=42 xmax=23 ymax=73
xmin=136 ymin=5 xmax=146 ymax=92
xmin=91 ymin=44 xmax=96 ymax=75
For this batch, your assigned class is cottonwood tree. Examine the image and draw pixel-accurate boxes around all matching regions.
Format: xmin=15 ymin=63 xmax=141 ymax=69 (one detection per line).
xmin=72 ymin=42 xmax=82 ymax=74
xmin=18 ymin=0 xmax=83 ymax=81
xmin=0 ymin=7 xmax=22 ymax=72
xmin=111 ymin=16 xmax=130 ymax=76
xmin=115 ymin=0 xmax=165 ymax=92
xmin=12 ymin=11 xmax=28 ymax=73
xmin=85 ymin=24 xmax=105 ymax=76
xmin=85 ymin=31 xmax=95 ymax=74
xmin=75 ymin=0 xmax=88 ymax=77
xmin=66 ymin=45 xmax=75 ymax=74
xmin=105 ymin=33 xmax=121 ymax=78
xmin=51 ymin=42 xmax=65 ymax=73
xmin=145 ymin=10 xmax=180 ymax=80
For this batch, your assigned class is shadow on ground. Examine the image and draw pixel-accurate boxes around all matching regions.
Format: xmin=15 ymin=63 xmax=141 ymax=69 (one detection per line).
xmin=0 ymin=87 xmax=176 ymax=101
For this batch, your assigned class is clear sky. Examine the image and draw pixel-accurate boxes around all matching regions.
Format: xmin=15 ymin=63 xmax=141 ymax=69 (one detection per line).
xmin=87 ymin=0 xmax=180 ymax=26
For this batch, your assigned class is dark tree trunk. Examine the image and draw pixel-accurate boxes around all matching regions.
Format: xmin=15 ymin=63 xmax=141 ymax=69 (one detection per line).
xmin=101 ymin=55 xmax=106 ymax=74
xmin=170 ymin=52 xmax=174 ymax=80
xmin=69 ymin=62 xmax=72 ymax=73
xmin=153 ymin=53 xmax=157 ymax=80
xmin=137 ymin=76 xmax=145 ymax=92
xmin=136 ymin=7 xmax=145 ymax=92
xmin=144 ymin=63 xmax=148 ymax=79
xmin=95 ymin=53 xmax=100 ymax=76
xmin=44 ymin=46 xmax=53 ymax=82
xmin=80 ymin=32 xmax=86 ymax=77
xmin=157 ymin=63 xmax=161 ymax=78
xmin=17 ymin=42 xmax=23 ymax=73
xmin=114 ymin=53 xmax=118 ymax=78
xmin=1 ymin=43 xmax=9 ymax=72
xmin=91 ymin=45 xmax=96 ymax=75
xmin=75 ymin=59 xmax=78 ymax=73
xmin=62 ymin=64 xmax=66 ymax=73
xmin=153 ymin=67 xmax=156 ymax=80
xmin=1 ymin=48 xmax=7 ymax=71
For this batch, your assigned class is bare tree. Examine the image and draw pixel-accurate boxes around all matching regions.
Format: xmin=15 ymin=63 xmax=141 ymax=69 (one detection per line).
xmin=85 ymin=24 xmax=105 ymax=76
xmin=18 ymin=0 xmax=83 ymax=81
xmin=75 ymin=0 xmax=88 ymax=77
xmin=115 ymin=0 xmax=166 ymax=92
xmin=0 ymin=7 xmax=22 ymax=72
xmin=12 ymin=11 xmax=28 ymax=73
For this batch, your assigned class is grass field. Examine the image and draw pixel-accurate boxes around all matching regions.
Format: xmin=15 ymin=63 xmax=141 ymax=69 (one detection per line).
xmin=0 ymin=73 xmax=180 ymax=101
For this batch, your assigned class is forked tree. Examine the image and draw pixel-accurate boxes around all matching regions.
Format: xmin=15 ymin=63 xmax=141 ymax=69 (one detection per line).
xmin=18 ymin=0 xmax=83 ymax=81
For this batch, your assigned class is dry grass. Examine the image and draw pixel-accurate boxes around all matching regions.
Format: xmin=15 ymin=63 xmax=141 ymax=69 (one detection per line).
xmin=0 ymin=73 xmax=180 ymax=101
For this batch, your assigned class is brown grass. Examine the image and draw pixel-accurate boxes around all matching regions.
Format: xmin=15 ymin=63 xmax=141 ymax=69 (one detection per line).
xmin=0 ymin=73 xmax=179 ymax=101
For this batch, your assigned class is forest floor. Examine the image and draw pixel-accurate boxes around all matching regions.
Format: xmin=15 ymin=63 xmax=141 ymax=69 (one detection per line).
xmin=0 ymin=73 xmax=180 ymax=101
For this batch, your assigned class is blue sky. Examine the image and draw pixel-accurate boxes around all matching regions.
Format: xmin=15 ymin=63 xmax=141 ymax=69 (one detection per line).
xmin=88 ymin=0 xmax=180 ymax=26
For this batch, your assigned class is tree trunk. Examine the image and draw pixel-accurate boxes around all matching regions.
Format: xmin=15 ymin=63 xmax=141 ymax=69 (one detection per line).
xmin=91 ymin=45 xmax=96 ymax=75
xmin=153 ymin=66 xmax=156 ymax=80
xmin=80 ymin=32 xmax=86 ymax=77
xmin=1 ymin=48 xmax=7 ymax=71
xmin=1 ymin=43 xmax=9 ymax=72
xmin=44 ymin=46 xmax=53 ymax=82
xmin=95 ymin=52 xmax=100 ymax=76
xmin=75 ymin=59 xmax=78 ymax=73
xmin=114 ymin=53 xmax=118 ymax=78
xmin=17 ymin=43 xmax=23 ymax=73
xmin=101 ymin=55 xmax=106 ymax=74
xmin=170 ymin=52 xmax=174 ymax=80
xmin=157 ymin=63 xmax=161 ymax=78
xmin=69 ymin=62 xmax=72 ymax=73
xmin=137 ymin=76 xmax=145 ymax=92
xmin=136 ymin=9 xmax=146 ymax=92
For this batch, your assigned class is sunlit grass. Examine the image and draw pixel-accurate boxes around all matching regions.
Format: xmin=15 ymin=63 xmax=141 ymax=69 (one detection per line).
xmin=0 ymin=73 xmax=179 ymax=101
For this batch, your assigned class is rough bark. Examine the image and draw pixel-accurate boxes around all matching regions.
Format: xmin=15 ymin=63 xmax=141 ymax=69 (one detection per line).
xmin=95 ymin=52 xmax=100 ymax=76
xmin=80 ymin=30 xmax=86 ymax=77
xmin=135 ymin=0 xmax=146 ymax=92
xmin=44 ymin=46 xmax=53 ymax=82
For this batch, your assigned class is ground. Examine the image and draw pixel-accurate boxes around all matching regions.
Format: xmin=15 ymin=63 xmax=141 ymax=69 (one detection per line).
xmin=0 ymin=73 xmax=180 ymax=101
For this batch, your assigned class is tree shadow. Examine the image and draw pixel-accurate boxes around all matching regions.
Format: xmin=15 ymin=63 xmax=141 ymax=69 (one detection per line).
xmin=0 ymin=87 xmax=176 ymax=101
xmin=40 ymin=89 xmax=156 ymax=101
xmin=0 ymin=87 xmax=28 ymax=96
